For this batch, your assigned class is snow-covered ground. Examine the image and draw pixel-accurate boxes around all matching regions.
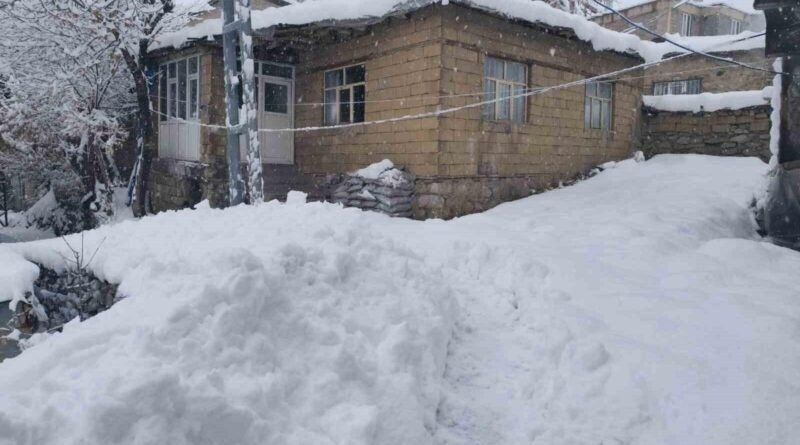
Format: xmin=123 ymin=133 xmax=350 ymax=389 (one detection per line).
xmin=1 ymin=155 xmax=799 ymax=444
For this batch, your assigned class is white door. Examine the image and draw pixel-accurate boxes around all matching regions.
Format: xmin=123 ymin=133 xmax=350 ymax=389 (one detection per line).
xmin=259 ymin=76 xmax=294 ymax=164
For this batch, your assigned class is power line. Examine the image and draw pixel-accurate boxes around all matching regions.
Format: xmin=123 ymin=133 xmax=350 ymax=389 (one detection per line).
xmin=590 ymin=0 xmax=786 ymax=76
xmin=150 ymin=52 xmax=692 ymax=133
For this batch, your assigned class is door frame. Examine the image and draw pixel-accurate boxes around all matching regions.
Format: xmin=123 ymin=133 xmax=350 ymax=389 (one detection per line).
xmin=257 ymin=63 xmax=295 ymax=165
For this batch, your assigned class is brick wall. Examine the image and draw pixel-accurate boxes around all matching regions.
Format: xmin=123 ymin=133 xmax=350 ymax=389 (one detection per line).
xmin=643 ymin=49 xmax=774 ymax=94
xmin=294 ymin=11 xmax=444 ymax=177
xmin=413 ymin=5 xmax=642 ymax=219
xmin=642 ymin=105 xmax=772 ymax=161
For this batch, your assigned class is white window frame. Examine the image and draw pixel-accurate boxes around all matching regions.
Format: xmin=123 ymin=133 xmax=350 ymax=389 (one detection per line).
xmin=653 ymin=79 xmax=702 ymax=95
xmin=158 ymin=55 xmax=201 ymax=161
xmin=483 ymin=56 xmax=528 ymax=123
xmin=584 ymin=81 xmax=613 ymax=131
xmin=160 ymin=56 xmax=200 ymax=123
xmin=680 ymin=12 xmax=694 ymax=36
xmin=324 ymin=63 xmax=366 ymax=126
xmin=730 ymin=19 xmax=741 ymax=35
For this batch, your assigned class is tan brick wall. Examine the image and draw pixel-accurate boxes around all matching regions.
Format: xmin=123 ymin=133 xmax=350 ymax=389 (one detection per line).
xmin=437 ymin=6 xmax=643 ymax=185
xmin=294 ymin=10 xmax=444 ymax=177
xmin=643 ymin=49 xmax=775 ymax=94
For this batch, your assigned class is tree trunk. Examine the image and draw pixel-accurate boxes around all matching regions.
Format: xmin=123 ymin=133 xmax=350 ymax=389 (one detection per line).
xmin=122 ymin=45 xmax=154 ymax=217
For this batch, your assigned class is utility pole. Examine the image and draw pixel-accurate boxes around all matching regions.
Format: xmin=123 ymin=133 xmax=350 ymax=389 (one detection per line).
xmin=222 ymin=0 xmax=263 ymax=206
xmin=755 ymin=0 xmax=800 ymax=248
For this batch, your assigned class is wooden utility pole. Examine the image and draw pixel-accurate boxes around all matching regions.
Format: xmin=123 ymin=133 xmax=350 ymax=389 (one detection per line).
xmin=755 ymin=0 xmax=800 ymax=247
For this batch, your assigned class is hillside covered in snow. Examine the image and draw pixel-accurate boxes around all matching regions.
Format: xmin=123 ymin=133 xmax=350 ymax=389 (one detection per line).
xmin=1 ymin=154 xmax=799 ymax=444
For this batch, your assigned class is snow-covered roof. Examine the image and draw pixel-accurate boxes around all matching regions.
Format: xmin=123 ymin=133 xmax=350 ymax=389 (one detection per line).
xmin=654 ymin=30 xmax=765 ymax=57
xmin=155 ymin=0 xmax=668 ymax=62
xmin=643 ymin=87 xmax=771 ymax=112
xmin=613 ymin=0 xmax=759 ymax=15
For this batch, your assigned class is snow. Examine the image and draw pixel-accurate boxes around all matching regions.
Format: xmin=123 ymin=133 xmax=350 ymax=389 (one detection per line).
xmin=614 ymin=0 xmax=759 ymax=14
xmin=155 ymin=0 xmax=667 ymax=62
xmin=353 ymin=159 xmax=395 ymax=179
xmin=2 ymin=154 xmax=800 ymax=444
xmin=0 ymin=247 xmax=38 ymax=305
xmin=769 ymin=58 xmax=782 ymax=167
xmin=651 ymin=31 xmax=765 ymax=58
xmin=643 ymin=87 xmax=771 ymax=112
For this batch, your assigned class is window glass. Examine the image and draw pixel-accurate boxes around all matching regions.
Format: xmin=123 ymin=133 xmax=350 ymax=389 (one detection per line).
xmin=189 ymin=57 xmax=198 ymax=75
xmin=506 ymin=62 xmax=527 ymax=84
xmin=497 ymin=83 xmax=511 ymax=120
xmin=169 ymin=83 xmax=177 ymax=117
xmin=159 ymin=67 xmax=167 ymax=122
xmin=168 ymin=62 xmax=176 ymax=79
xmin=177 ymin=59 xmax=187 ymax=119
xmin=483 ymin=79 xmax=497 ymax=119
xmin=346 ymin=65 xmax=366 ymax=84
xmin=339 ymin=88 xmax=351 ymax=123
xmin=484 ymin=57 xmax=526 ymax=123
xmin=324 ymin=89 xmax=337 ymax=125
xmin=601 ymin=101 xmax=611 ymax=130
xmin=189 ymin=79 xmax=198 ymax=119
xmin=353 ymin=84 xmax=366 ymax=123
xmin=325 ymin=70 xmax=343 ymax=88
xmin=264 ymin=82 xmax=289 ymax=114
xmin=585 ymin=81 xmax=613 ymax=130
xmin=485 ymin=57 xmax=504 ymax=79
xmin=323 ymin=64 xmax=365 ymax=125
xmin=513 ymin=84 xmax=525 ymax=122
xmin=263 ymin=63 xmax=293 ymax=79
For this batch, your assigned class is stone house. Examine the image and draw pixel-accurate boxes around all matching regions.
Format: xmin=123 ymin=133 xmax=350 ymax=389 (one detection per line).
xmin=148 ymin=0 xmax=646 ymax=219
xmin=591 ymin=0 xmax=766 ymax=38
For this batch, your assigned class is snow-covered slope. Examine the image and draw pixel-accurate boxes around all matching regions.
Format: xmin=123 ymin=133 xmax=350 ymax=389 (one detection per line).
xmin=2 ymin=155 xmax=800 ymax=444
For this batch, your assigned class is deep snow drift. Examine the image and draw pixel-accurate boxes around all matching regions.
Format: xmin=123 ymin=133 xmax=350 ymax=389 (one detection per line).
xmin=1 ymin=155 xmax=799 ymax=445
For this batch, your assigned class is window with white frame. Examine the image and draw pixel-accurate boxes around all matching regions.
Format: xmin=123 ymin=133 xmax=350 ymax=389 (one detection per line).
xmin=680 ymin=12 xmax=694 ymax=36
xmin=653 ymin=79 xmax=702 ymax=95
xmin=730 ymin=19 xmax=741 ymax=35
xmin=482 ymin=57 xmax=527 ymax=123
xmin=584 ymin=82 xmax=613 ymax=130
xmin=324 ymin=64 xmax=365 ymax=125
xmin=159 ymin=56 xmax=200 ymax=122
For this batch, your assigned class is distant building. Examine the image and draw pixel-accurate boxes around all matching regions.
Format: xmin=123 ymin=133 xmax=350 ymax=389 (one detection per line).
xmin=592 ymin=0 xmax=766 ymax=38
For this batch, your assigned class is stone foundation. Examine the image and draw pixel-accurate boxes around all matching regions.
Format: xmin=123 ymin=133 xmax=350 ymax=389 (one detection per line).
xmin=414 ymin=176 xmax=551 ymax=220
xmin=149 ymin=158 xmax=206 ymax=212
xmin=643 ymin=105 xmax=772 ymax=162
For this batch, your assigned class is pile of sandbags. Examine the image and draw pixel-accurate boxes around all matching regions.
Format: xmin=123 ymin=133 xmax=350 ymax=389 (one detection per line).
xmin=331 ymin=160 xmax=416 ymax=218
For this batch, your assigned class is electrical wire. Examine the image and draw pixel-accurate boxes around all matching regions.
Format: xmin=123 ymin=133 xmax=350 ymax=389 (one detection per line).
xmin=590 ymin=0 xmax=786 ymax=76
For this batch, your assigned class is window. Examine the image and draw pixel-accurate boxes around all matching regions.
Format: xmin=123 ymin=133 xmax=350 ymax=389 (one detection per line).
xmin=324 ymin=64 xmax=365 ymax=125
xmin=730 ymin=19 xmax=741 ymax=35
xmin=159 ymin=56 xmax=200 ymax=122
xmin=680 ymin=12 xmax=694 ymax=36
xmin=482 ymin=57 xmax=527 ymax=123
xmin=653 ymin=79 xmax=702 ymax=95
xmin=584 ymin=82 xmax=613 ymax=130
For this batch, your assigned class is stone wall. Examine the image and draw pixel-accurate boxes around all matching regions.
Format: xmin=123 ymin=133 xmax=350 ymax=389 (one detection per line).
xmin=149 ymin=158 xmax=206 ymax=211
xmin=642 ymin=104 xmax=772 ymax=161
xmin=414 ymin=176 xmax=540 ymax=220
xmin=642 ymin=49 xmax=774 ymax=95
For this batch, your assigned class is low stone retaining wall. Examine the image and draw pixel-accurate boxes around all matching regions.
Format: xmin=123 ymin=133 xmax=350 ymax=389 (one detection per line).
xmin=414 ymin=176 xmax=545 ymax=220
xmin=149 ymin=158 xmax=206 ymax=212
xmin=643 ymin=105 xmax=772 ymax=162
